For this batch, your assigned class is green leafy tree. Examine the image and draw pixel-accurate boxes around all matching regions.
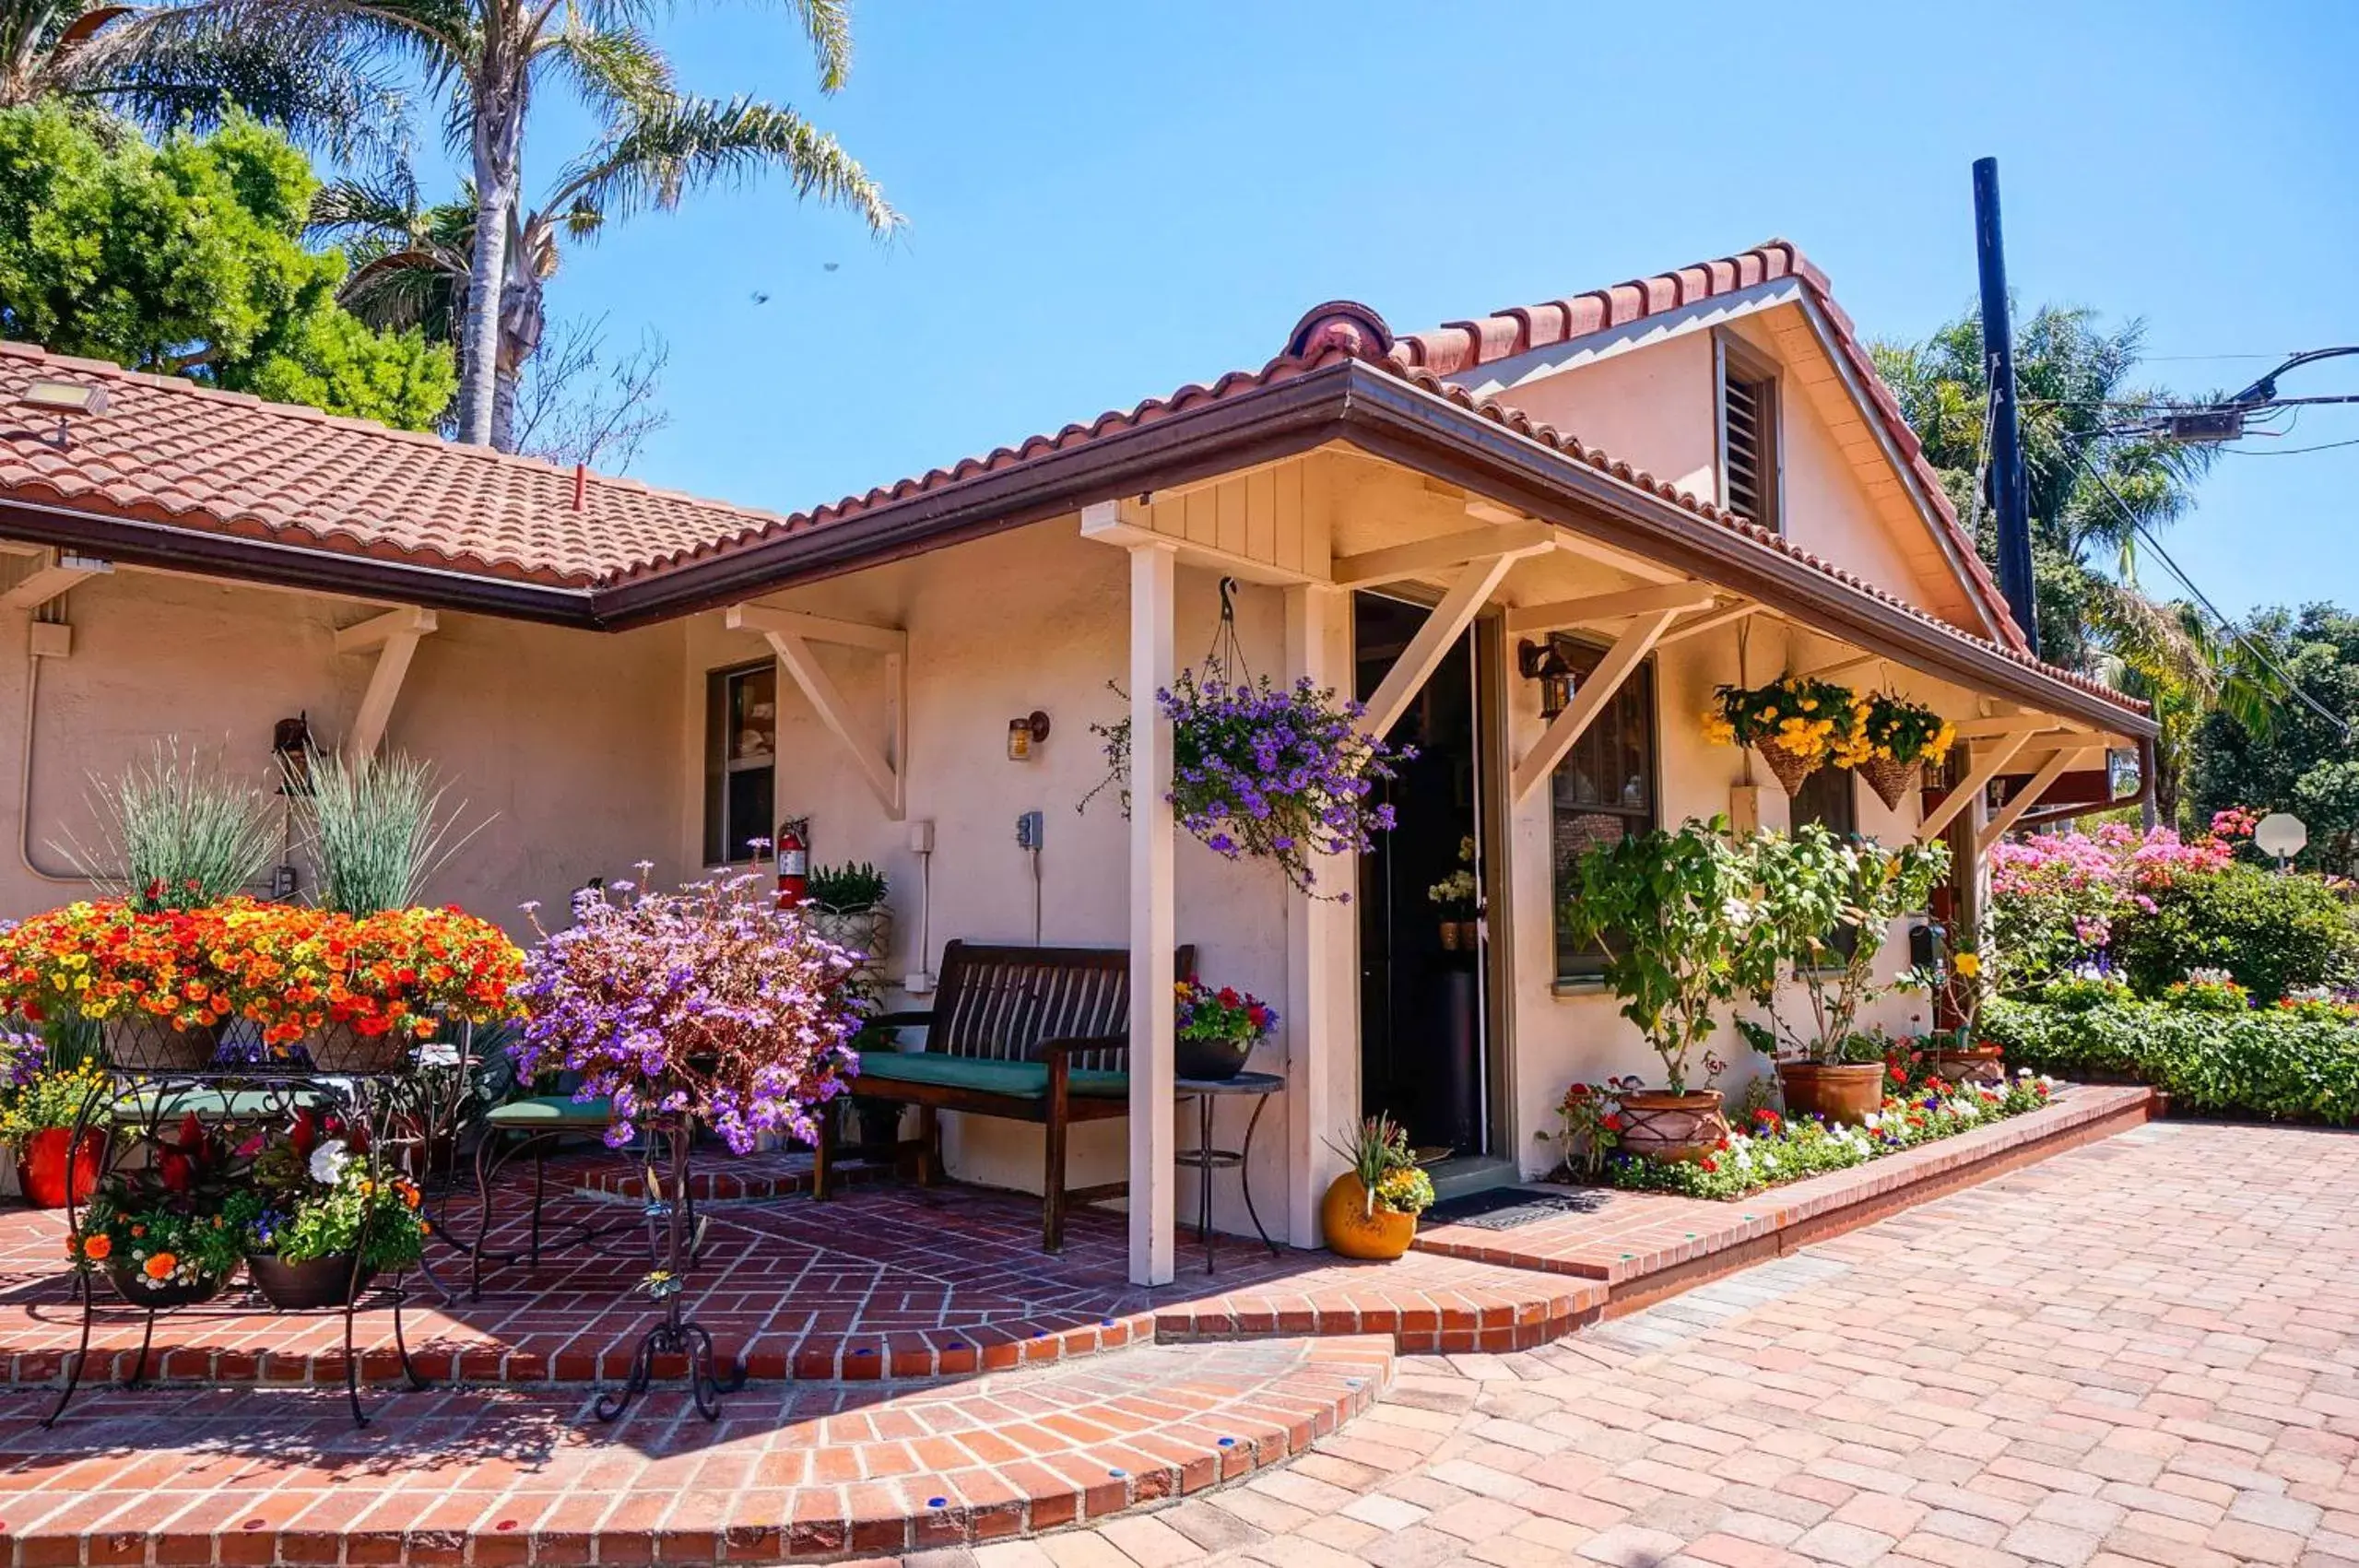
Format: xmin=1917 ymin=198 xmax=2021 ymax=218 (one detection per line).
xmin=1873 ymin=305 xmax=2271 ymax=819
xmin=0 ymin=102 xmax=453 ymax=428
xmin=261 ymin=0 xmax=895 ymax=447
xmin=0 ymin=0 xmax=395 ymax=151
xmin=2188 ymin=604 xmax=2359 ymax=873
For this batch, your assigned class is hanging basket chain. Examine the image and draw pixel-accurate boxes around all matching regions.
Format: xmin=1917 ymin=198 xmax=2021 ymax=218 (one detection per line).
xmin=1203 ymin=576 xmax=1251 ymax=690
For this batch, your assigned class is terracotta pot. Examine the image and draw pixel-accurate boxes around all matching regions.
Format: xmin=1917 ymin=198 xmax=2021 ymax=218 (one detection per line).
xmin=1321 ymin=1173 xmax=1416 ymax=1261
xmin=303 ymin=1024 xmax=409 ymax=1075
xmin=100 ymin=1017 xmax=218 ymax=1072
xmin=16 ymin=1127 xmax=106 ymax=1209
xmin=1777 ymin=1061 xmax=1888 ymax=1126
xmin=1755 ymin=741 xmax=1819 ymax=796
xmin=247 ymin=1252 xmax=377 ymax=1310
xmin=1933 ymin=1045 xmax=2006 ymax=1086
xmin=1617 ymin=1090 xmax=1730 ymax=1164
xmin=104 ymin=1259 xmax=229 ymax=1310
xmin=1858 ymin=754 xmax=1921 ymax=812
xmin=1438 ymin=921 xmax=1462 ymax=951
xmin=1175 ymin=1032 xmax=1252 ymax=1081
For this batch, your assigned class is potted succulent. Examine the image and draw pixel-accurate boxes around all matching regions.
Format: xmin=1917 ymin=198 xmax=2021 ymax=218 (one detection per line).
xmin=1560 ymin=819 xmax=1761 ymax=1161
xmin=1174 ymin=976 xmax=1277 ymax=1080
xmin=1091 ymin=669 xmax=1410 ymax=896
xmin=226 ymin=1112 xmax=426 ymax=1309
xmin=1319 ymin=1114 xmax=1434 ymax=1260
xmin=1703 ymin=677 xmax=1870 ymax=796
xmin=73 ymin=1113 xmax=240 ymax=1306
xmin=1 ymin=1055 xmax=110 ymax=1208
xmin=1741 ymin=826 xmax=1952 ymax=1124
xmin=1856 ymin=693 xmax=1956 ymax=811
xmin=803 ymin=862 xmax=892 ymax=982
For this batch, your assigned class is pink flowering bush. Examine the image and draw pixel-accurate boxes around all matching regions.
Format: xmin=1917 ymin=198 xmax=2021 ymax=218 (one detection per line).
xmin=513 ymin=869 xmax=864 ymax=1151
xmin=1988 ymin=819 xmax=2241 ymax=984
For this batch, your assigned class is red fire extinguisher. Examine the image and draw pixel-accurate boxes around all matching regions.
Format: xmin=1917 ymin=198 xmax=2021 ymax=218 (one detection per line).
xmin=774 ymin=818 xmax=808 ymax=909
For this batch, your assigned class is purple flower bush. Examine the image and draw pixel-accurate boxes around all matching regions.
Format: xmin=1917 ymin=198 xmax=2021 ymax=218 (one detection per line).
xmin=1097 ymin=672 xmax=1409 ymax=896
xmin=512 ymin=868 xmax=864 ymax=1152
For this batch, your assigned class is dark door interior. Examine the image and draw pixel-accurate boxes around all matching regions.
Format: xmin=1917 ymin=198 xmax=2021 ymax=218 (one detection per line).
xmin=1354 ymin=593 xmax=1489 ymax=1160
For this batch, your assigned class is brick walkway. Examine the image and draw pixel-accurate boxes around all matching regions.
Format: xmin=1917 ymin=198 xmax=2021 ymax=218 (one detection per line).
xmin=983 ymin=1119 xmax=2359 ymax=1568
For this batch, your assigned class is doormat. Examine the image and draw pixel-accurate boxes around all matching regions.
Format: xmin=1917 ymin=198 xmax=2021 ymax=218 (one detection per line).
xmin=1424 ymin=1187 xmax=1608 ymax=1231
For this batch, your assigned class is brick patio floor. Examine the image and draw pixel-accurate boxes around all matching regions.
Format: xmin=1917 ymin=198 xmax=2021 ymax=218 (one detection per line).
xmin=975 ymin=1119 xmax=2359 ymax=1568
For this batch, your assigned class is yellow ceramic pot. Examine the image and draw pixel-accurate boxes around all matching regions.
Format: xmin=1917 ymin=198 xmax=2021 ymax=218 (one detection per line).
xmin=1321 ymin=1173 xmax=1417 ymax=1261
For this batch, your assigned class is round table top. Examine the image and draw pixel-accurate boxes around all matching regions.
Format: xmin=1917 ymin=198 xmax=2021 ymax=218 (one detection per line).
xmin=1174 ymin=1069 xmax=1285 ymax=1095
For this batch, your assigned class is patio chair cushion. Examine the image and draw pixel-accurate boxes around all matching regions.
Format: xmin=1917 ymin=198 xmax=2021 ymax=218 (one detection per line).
xmin=854 ymin=1050 xmax=1127 ymax=1100
xmin=485 ymin=1094 xmax=616 ymax=1128
xmin=119 ymin=1088 xmax=335 ymax=1119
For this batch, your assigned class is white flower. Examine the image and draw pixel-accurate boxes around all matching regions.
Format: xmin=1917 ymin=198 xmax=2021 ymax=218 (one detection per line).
xmin=1861 ymin=1112 xmax=1881 ymax=1130
xmin=310 ymin=1138 xmax=351 ymax=1185
xmin=416 ymin=1042 xmax=461 ymax=1069
xmin=1721 ymin=898 xmax=1755 ymax=928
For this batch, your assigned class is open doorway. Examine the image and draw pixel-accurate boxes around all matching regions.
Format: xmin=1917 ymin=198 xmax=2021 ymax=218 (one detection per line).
xmin=1354 ymin=592 xmax=1495 ymax=1161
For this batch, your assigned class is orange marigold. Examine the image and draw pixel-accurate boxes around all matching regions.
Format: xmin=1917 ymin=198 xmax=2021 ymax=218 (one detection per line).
xmin=142 ymin=1252 xmax=175 ymax=1279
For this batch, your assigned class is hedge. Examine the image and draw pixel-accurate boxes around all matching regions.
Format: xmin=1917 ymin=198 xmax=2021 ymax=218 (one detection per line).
xmin=1982 ymin=996 xmax=2359 ymax=1126
xmin=2107 ymin=864 xmax=2359 ymax=1001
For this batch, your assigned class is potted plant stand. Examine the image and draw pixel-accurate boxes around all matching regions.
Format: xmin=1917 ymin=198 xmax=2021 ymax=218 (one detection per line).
xmin=1775 ymin=1061 xmax=1887 ymax=1126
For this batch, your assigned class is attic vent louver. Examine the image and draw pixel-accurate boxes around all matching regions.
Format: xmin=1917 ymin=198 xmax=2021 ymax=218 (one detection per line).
xmin=1716 ymin=334 xmax=1781 ymax=535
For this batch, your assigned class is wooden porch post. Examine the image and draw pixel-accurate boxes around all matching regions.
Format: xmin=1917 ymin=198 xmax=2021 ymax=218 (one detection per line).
xmin=1127 ymin=540 xmax=1178 ymax=1287
xmin=1284 ymin=583 xmax=1354 ymax=1249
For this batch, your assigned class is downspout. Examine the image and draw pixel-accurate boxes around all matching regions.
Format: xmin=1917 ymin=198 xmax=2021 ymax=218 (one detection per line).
xmin=18 ymin=651 xmax=97 ymax=886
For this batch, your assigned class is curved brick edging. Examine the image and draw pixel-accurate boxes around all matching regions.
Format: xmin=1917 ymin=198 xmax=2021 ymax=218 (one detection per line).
xmin=1411 ymin=1082 xmax=2158 ymax=1316
xmin=0 ymin=1336 xmax=1396 ymax=1566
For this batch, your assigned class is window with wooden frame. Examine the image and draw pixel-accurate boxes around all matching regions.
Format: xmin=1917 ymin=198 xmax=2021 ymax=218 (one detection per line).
xmin=1789 ymin=763 xmax=1859 ymax=967
xmin=702 ymin=661 xmax=777 ymax=865
xmin=1716 ymin=332 xmax=1782 ymax=535
xmin=1549 ymin=636 xmax=1659 ymax=982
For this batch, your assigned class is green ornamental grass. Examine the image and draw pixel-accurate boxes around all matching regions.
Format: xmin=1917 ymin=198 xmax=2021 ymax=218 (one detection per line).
xmin=297 ymin=749 xmax=484 ymax=915
xmin=59 ymin=741 xmax=276 ymax=908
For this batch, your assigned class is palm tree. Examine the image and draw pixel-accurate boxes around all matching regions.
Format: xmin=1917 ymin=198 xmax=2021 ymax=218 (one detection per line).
xmin=314 ymin=85 xmax=894 ymax=450
xmin=255 ymin=0 xmax=886 ymax=446
xmin=2 ymin=0 xmax=395 ymax=149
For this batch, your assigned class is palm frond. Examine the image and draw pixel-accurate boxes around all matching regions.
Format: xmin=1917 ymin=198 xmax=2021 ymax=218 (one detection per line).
xmin=543 ymin=91 xmax=898 ymax=235
xmin=537 ymin=19 xmax=671 ymax=121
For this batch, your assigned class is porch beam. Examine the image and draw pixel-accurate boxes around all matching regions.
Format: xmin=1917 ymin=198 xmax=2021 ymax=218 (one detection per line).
xmin=724 ymin=601 xmax=907 ymax=656
xmin=1329 ymin=522 xmax=1552 ymax=588
xmin=1126 ymin=539 xmax=1178 ymax=1287
xmin=1 ymin=550 xmax=109 ymax=612
xmin=1977 ymin=746 xmax=2103 ymax=854
xmin=1078 ymin=502 xmax=1314 ymax=588
xmin=761 ymin=629 xmax=905 ymax=820
xmin=1502 ymin=581 xmax=1716 ymax=637
xmin=1655 ymin=600 xmax=1767 ymax=647
xmin=1466 ymin=499 xmax=1686 ymax=584
xmin=1360 ymin=553 xmax=1521 ymax=738
xmin=1917 ymin=730 xmax=2033 ymax=843
xmin=341 ymin=607 xmax=438 ymax=760
xmin=1796 ymin=649 xmax=1883 ymax=683
xmin=1510 ymin=606 xmax=1684 ymax=803
xmin=1950 ymin=713 xmax=2077 ymax=740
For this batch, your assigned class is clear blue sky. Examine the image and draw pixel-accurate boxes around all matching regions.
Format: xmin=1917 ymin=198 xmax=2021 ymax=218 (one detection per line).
xmin=515 ymin=0 xmax=2356 ymax=619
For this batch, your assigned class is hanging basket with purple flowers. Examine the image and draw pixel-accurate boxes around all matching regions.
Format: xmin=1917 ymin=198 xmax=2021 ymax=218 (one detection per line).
xmin=1091 ymin=579 xmax=1410 ymax=896
xmin=511 ymin=867 xmax=866 ymax=1152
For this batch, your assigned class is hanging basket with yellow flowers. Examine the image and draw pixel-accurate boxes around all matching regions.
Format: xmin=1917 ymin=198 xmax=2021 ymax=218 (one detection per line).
xmin=1855 ymin=693 xmax=1957 ymax=810
xmin=1703 ymin=677 xmax=1871 ymax=795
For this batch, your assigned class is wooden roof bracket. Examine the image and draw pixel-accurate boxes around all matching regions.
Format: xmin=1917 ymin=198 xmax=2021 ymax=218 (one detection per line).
xmin=335 ymin=605 xmax=438 ymax=759
xmin=725 ymin=603 xmax=908 ymax=820
xmin=1510 ymin=605 xmax=1686 ymax=804
xmin=1976 ymin=745 xmax=2105 ymax=857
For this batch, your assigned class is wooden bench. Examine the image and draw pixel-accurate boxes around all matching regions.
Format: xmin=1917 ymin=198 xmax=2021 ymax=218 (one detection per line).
xmin=812 ymin=940 xmax=1192 ymax=1251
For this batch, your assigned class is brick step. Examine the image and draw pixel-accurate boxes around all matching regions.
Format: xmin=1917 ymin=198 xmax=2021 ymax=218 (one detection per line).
xmin=0 ymin=1336 xmax=1397 ymax=1563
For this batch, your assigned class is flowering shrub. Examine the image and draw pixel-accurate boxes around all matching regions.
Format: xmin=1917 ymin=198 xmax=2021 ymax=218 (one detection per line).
xmin=1601 ymin=1073 xmax=2056 ymax=1200
xmin=1987 ymin=820 xmax=2249 ymax=986
xmin=1740 ymin=827 xmax=1951 ymax=1064
xmin=0 ymin=1058 xmax=108 ymax=1141
xmin=1704 ymin=677 xmax=1871 ymax=770
xmin=1551 ymin=1075 xmax=1645 ymax=1177
xmin=223 ymin=1112 xmax=425 ymax=1267
xmin=1175 ymin=978 xmax=1277 ymax=1044
xmin=2107 ymin=863 xmax=2358 ymax=1002
xmin=1094 ymin=672 xmax=1408 ymax=896
xmin=2162 ymin=971 xmax=2250 ymax=1013
xmin=513 ymin=869 xmax=864 ymax=1152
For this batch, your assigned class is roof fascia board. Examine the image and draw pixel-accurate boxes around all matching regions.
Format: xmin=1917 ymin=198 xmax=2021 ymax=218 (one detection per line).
xmin=1449 ymin=278 xmax=1805 ymax=400
xmin=1328 ymin=364 xmax=2154 ymax=738
xmin=1785 ymin=292 xmax=2012 ymax=644
xmin=0 ymin=498 xmax=595 ymax=627
xmin=589 ymin=361 xmax=1358 ymax=630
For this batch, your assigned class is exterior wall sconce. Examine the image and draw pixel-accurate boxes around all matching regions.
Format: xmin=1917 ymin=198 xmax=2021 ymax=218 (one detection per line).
xmin=273 ymin=713 xmax=313 ymax=795
xmin=1007 ymin=710 xmax=1051 ymax=761
xmin=1516 ymin=640 xmax=1578 ymax=719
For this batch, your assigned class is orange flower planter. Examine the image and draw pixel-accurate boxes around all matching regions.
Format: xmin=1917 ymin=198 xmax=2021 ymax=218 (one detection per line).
xmin=1320 ymin=1173 xmax=1416 ymax=1261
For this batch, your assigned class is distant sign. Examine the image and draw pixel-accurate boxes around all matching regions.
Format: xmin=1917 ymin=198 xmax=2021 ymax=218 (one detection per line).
xmin=2255 ymin=812 xmax=2308 ymax=860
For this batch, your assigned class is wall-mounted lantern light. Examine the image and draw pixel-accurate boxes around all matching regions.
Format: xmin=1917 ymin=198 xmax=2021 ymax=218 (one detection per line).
xmin=273 ymin=713 xmax=313 ymax=795
xmin=1516 ymin=640 xmax=1578 ymax=720
xmin=1007 ymin=710 xmax=1051 ymax=761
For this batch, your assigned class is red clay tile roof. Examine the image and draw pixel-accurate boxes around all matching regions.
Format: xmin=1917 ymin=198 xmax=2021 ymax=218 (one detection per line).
xmin=0 ymin=340 xmax=791 ymax=589
xmin=1387 ymin=239 xmax=2030 ymax=654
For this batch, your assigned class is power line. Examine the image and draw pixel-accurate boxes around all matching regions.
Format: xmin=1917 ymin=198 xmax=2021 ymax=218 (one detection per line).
xmin=2070 ymin=450 xmax=2351 ymax=737
xmin=2222 ymin=436 xmax=2359 ymax=456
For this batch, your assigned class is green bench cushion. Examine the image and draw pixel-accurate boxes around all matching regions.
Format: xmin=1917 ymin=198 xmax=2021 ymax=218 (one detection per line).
xmin=486 ymin=1095 xmax=616 ymax=1127
xmin=855 ymin=1051 xmax=1127 ymax=1100
xmin=120 ymin=1089 xmax=334 ymax=1118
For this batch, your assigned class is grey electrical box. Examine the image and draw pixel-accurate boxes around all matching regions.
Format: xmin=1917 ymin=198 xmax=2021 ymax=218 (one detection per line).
xmin=1016 ymin=810 xmax=1044 ymax=850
